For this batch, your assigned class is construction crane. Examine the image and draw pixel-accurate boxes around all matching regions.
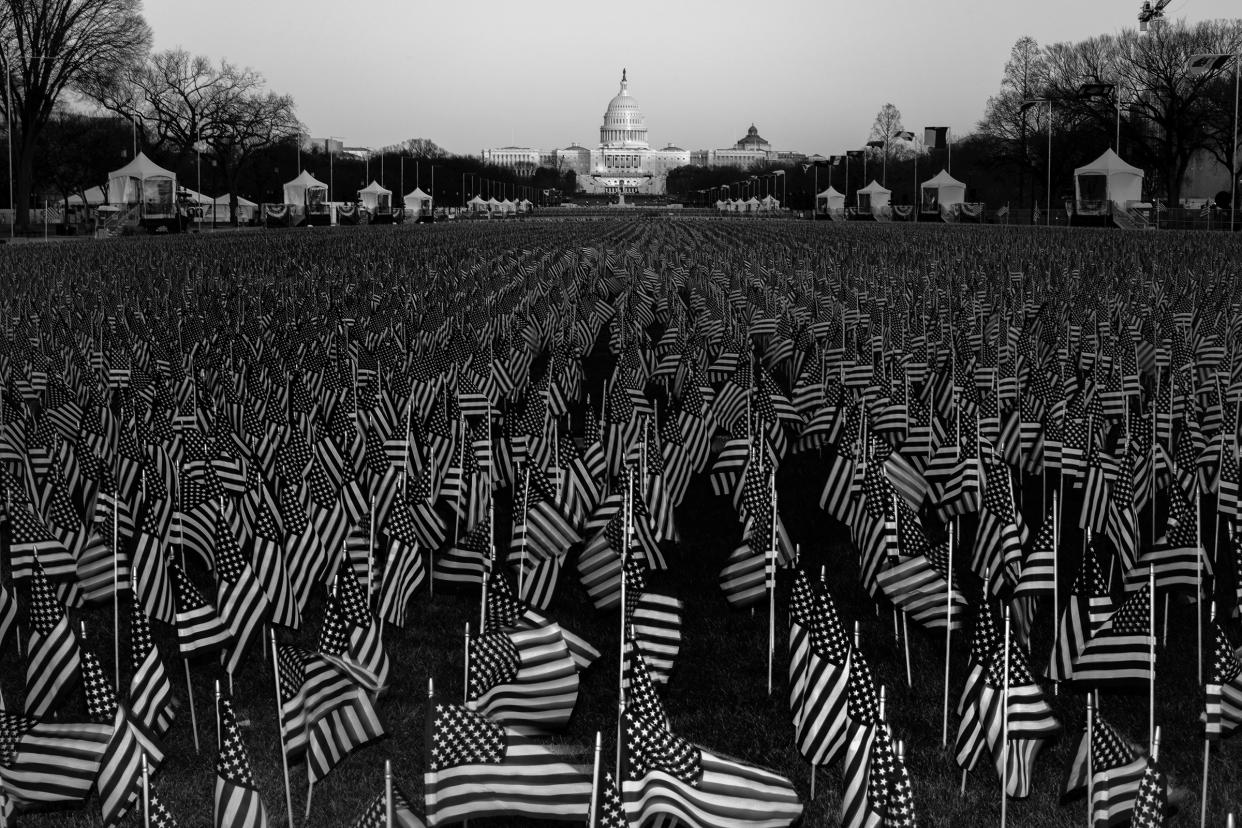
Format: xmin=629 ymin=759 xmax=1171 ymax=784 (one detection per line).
xmin=1137 ymin=0 xmax=1172 ymax=32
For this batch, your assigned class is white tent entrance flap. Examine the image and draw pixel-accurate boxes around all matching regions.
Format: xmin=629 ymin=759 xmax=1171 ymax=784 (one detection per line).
xmin=1074 ymin=149 xmax=1143 ymax=215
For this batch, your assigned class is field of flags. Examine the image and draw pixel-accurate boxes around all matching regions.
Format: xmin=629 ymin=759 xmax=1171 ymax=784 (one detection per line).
xmin=0 ymin=218 xmax=1240 ymax=826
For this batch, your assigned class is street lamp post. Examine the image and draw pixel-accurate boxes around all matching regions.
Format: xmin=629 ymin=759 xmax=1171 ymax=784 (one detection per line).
xmin=1078 ymin=81 xmax=1121 ymax=152
xmin=326 ymin=136 xmax=342 ymax=204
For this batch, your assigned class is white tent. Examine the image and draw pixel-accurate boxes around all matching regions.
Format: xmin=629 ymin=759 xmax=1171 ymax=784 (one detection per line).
xmin=856 ymin=180 xmax=891 ymax=212
xmin=517 ymin=198 xmax=533 ymax=213
xmin=1074 ymin=148 xmax=1143 ymax=211
xmin=760 ymin=195 xmax=779 ymax=211
xmin=209 ymin=194 xmax=257 ymax=223
xmin=467 ymin=195 xmax=487 ymax=213
xmin=485 ymin=197 xmax=501 ymax=212
xmin=358 ymin=180 xmax=392 ymax=211
xmin=66 ymin=186 xmax=106 ymax=206
xmin=108 ymin=152 xmax=177 ymax=217
xmin=283 ymin=170 xmax=329 ymax=208
xmin=714 ymin=199 xmax=728 ymax=211
xmin=920 ymin=170 xmax=967 ymax=211
xmin=816 ymin=187 xmax=845 ymax=213
xmin=743 ymin=196 xmax=760 ymax=213
xmin=499 ymin=198 xmax=516 ymax=214
xmin=404 ymin=187 xmax=432 ymax=212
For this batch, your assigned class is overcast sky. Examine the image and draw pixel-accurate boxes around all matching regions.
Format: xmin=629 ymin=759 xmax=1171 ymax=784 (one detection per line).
xmin=145 ymin=0 xmax=1237 ymax=156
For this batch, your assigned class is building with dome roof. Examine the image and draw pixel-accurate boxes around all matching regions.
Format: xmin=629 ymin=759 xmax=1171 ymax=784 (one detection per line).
xmin=481 ymin=69 xmax=805 ymax=195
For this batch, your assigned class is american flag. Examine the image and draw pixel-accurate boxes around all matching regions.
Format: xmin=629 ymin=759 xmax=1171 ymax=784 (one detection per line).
xmin=276 ymin=644 xmax=385 ymax=784
xmin=424 ymin=701 xmax=591 ymax=825
xmin=319 ymin=562 xmax=390 ymax=691
xmin=247 ymin=492 xmax=300 ymax=629
xmin=977 ymin=636 xmax=1060 ymax=797
xmin=841 ymin=648 xmax=883 ymax=828
xmin=377 ymin=500 xmax=426 ymax=628
xmin=1073 ymin=584 xmax=1153 ymax=689
xmin=1129 ymin=756 xmax=1167 ymax=828
xmin=1047 ymin=548 xmax=1113 ymax=683
xmin=1013 ymin=505 xmax=1057 ymax=598
xmin=619 ymin=647 xmax=803 ymax=827
xmin=1132 ymin=481 xmax=1212 ymax=592
xmin=81 ymin=649 xmax=166 ymax=828
xmin=6 ymin=496 xmax=76 ymax=581
xmin=468 ymin=625 xmax=580 ymax=729
xmin=1063 ymin=714 xmax=1145 ymax=827
xmin=0 ymin=711 xmax=111 ymax=808
xmin=788 ymin=570 xmax=852 ymax=767
xmin=169 ymin=561 xmax=232 ymax=657
xmin=350 ymin=781 xmax=427 ymax=828
xmin=24 ymin=558 xmax=82 ymax=717
xmin=212 ymin=508 xmax=271 ymax=676
xmin=132 ymin=499 xmax=176 ymax=624
xmin=955 ymin=600 xmax=1000 ymax=770
xmin=129 ymin=599 xmax=176 ymax=737
xmin=623 ymin=553 xmax=683 ymax=686
xmin=1205 ymin=622 xmax=1242 ymax=740
xmin=484 ymin=570 xmax=600 ymax=672
xmin=214 ymin=696 xmax=271 ymax=828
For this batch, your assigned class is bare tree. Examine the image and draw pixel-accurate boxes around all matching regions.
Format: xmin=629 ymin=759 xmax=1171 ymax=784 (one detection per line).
xmin=979 ymin=36 xmax=1047 ymax=206
xmin=0 ymin=0 xmax=150 ymax=230
xmin=92 ymin=48 xmax=302 ymax=224
xmin=868 ymin=103 xmax=910 ymax=185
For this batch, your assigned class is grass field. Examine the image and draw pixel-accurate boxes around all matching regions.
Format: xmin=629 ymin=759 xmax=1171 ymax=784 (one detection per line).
xmin=3 ymin=219 xmax=1240 ymax=827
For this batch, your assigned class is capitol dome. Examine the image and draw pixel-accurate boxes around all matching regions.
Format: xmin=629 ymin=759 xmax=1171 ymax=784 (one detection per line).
xmin=600 ymin=68 xmax=649 ymax=149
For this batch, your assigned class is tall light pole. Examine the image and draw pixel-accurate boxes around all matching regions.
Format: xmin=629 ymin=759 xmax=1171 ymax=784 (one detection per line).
xmin=1022 ymin=98 xmax=1054 ymax=226
xmin=326 ymin=136 xmax=342 ymax=203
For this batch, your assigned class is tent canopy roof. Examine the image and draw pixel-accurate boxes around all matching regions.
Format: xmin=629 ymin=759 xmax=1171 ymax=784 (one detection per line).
xmin=213 ymin=194 xmax=257 ymax=207
xmin=921 ymin=169 xmax=965 ymax=188
xmin=817 ymin=186 xmax=844 ymax=198
xmin=285 ymin=169 xmax=328 ymax=190
xmin=858 ymin=179 xmax=891 ymax=195
xmin=1074 ymin=148 xmax=1143 ymax=178
xmin=359 ymin=180 xmax=391 ymax=195
xmin=404 ymin=187 xmax=431 ymax=200
xmin=109 ymin=152 xmax=175 ymax=181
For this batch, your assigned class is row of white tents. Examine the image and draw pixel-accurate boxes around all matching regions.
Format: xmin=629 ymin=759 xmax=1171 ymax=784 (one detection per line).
xmin=712 ymin=194 xmax=782 ymax=212
xmin=808 ymin=151 xmax=1144 ymax=217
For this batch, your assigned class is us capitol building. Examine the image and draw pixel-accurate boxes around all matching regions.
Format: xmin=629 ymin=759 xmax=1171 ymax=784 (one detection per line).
xmin=482 ymin=70 xmax=808 ymax=196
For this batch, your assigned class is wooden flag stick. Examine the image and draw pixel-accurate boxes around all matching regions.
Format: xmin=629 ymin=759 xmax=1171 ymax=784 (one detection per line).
xmin=941 ymin=519 xmax=954 ymax=748
xmin=213 ymin=679 xmax=222 ymax=753
xmin=1086 ymin=692 xmax=1095 ymax=828
xmin=141 ymin=753 xmax=151 ymax=828
xmin=385 ymin=759 xmax=394 ymax=828
xmin=269 ymin=629 xmax=295 ymax=828
xmin=517 ymin=463 xmax=531 ymax=600
xmin=1201 ymin=738 xmax=1210 ymax=828
xmin=767 ymin=469 xmax=777 ymax=696
xmin=463 ymin=623 xmax=472 ymax=706
xmin=1000 ymin=606 xmax=1011 ymax=828
xmin=367 ymin=496 xmax=376 ymax=605
xmin=1149 ymin=564 xmax=1156 ymax=750
xmin=1197 ymin=489 xmax=1203 ymax=687
xmin=587 ymin=731 xmax=602 ymax=828
xmin=182 ymin=654 xmax=200 ymax=754
xmin=113 ymin=494 xmax=120 ymax=689
xmin=618 ymin=472 xmax=632 ymax=708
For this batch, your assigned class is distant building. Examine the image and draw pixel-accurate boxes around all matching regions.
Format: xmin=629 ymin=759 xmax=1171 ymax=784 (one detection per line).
xmin=482 ymin=70 xmax=689 ymax=195
xmin=481 ymin=70 xmax=808 ymax=194
xmin=306 ymin=137 xmax=344 ymax=155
